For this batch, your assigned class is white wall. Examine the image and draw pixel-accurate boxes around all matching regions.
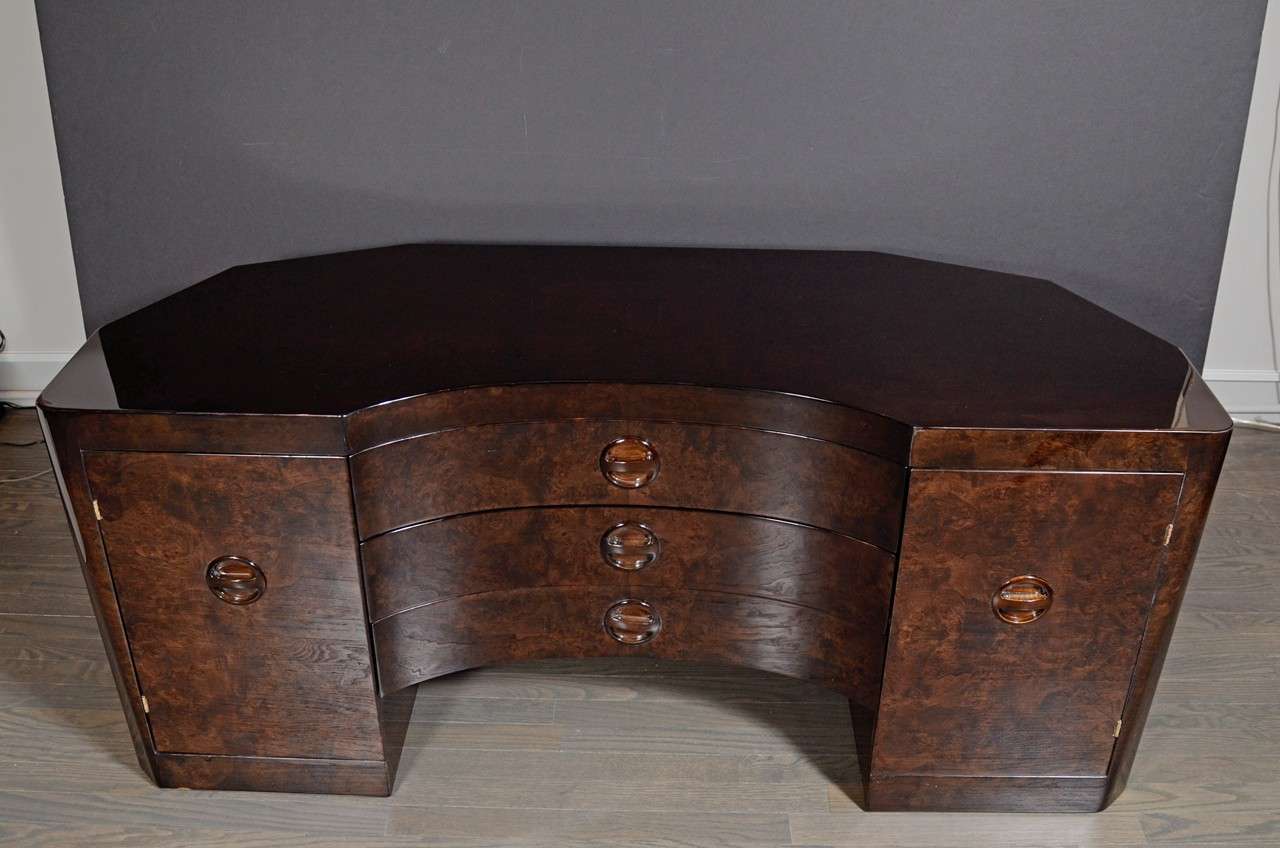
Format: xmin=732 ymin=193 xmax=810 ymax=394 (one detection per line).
xmin=0 ymin=1 xmax=83 ymax=403
xmin=1205 ymin=0 xmax=1280 ymax=422
xmin=1 ymin=0 xmax=1274 ymax=413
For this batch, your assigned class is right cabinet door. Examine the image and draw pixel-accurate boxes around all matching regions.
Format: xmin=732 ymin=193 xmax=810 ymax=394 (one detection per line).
xmin=873 ymin=470 xmax=1182 ymax=778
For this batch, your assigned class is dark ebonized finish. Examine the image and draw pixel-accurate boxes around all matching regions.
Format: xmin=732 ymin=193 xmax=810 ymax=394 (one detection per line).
xmin=39 ymin=244 xmax=1230 ymax=811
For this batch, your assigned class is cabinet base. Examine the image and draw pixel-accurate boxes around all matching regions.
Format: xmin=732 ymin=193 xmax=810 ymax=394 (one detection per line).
xmin=867 ymin=775 xmax=1109 ymax=813
xmin=154 ymin=753 xmax=395 ymax=796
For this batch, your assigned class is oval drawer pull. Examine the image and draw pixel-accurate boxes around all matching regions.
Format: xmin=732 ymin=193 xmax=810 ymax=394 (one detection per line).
xmin=603 ymin=599 xmax=661 ymax=644
xmin=992 ymin=575 xmax=1052 ymax=624
xmin=600 ymin=522 xmax=661 ymax=571
xmin=599 ymin=437 xmax=660 ymax=488
xmin=206 ymin=556 xmax=266 ymax=605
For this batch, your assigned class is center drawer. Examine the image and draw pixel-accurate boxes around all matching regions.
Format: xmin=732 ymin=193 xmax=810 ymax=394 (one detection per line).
xmin=362 ymin=506 xmax=896 ymax=624
xmin=350 ymin=420 xmax=905 ymax=549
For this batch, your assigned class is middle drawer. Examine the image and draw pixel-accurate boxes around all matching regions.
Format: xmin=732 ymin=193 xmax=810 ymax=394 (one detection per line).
xmin=362 ymin=506 xmax=896 ymax=624
xmin=350 ymin=420 xmax=905 ymax=548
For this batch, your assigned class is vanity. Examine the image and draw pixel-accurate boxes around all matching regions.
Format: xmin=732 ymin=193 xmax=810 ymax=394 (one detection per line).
xmin=39 ymin=244 xmax=1230 ymax=811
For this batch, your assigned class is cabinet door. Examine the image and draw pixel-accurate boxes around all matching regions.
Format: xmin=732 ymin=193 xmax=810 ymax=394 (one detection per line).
xmin=85 ymin=451 xmax=383 ymax=760
xmin=873 ymin=470 xmax=1182 ymax=778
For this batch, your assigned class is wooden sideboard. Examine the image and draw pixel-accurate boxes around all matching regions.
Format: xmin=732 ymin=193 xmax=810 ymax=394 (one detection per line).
xmin=38 ymin=245 xmax=1230 ymax=812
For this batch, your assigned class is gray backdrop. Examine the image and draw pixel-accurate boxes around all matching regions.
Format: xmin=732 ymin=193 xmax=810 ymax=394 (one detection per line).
xmin=36 ymin=1 xmax=1267 ymax=365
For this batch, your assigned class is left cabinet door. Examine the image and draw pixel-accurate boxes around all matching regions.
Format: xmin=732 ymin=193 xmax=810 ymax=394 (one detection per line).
xmin=85 ymin=451 xmax=384 ymax=760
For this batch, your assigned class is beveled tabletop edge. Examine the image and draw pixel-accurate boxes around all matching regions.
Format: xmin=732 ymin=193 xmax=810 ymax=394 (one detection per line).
xmin=40 ymin=332 xmax=1230 ymax=436
xmin=38 ymin=243 xmax=1232 ymax=439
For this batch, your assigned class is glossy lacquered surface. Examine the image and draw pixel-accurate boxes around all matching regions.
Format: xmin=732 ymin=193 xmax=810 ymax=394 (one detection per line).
xmin=41 ymin=244 xmax=1223 ymax=432
xmin=873 ymin=470 xmax=1182 ymax=779
xmin=372 ymin=587 xmax=888 ymax=712
xmin=37 ymin=244 xmax=1233 ymax=811
xmin=83 ymin=451 xmax=387 ymax=761
xmin=361 ymin=507 xmax=895 ymax=624
xmin=349 ymin=420 xmax=905 ymax=548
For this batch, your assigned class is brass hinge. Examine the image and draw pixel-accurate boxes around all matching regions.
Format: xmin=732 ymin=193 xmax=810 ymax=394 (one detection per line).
xmin=1162 ymin=524 xmax=1173 ymax=546
xmin=92 ymin=499 xmax=103 ymax=521
xmin=141 ymin=695 xmax=150 ymax=714
xmin=1113 ymin=719 xmax=1123 ymax=738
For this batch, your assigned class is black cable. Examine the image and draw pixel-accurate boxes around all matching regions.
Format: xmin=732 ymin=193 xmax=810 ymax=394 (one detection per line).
xmin=0 ymin=400 xmax=38 ymax=441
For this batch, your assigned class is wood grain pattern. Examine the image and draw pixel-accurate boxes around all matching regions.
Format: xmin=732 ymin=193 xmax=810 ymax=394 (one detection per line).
xmin=910 ymin=427 xmax=1189 ymax=471
xmin=36 ymin=408 xmax=160 ymax=783
xmin=153 ymin=753 xmax=394 ymax=796
xmin=3 ymin=407 xmax=1272 ymax=844
xmin=865 ymin=774 xmax=1109 ymax=813
xmin=350 ymin=420 xmax=905 ymax=548
xmin=373 ymin=587 xmax=888 ymax=714
xmin=83 ymin=451 xmax=385 ymax=760
xmin=30 ymin=244 xmax=1237 ymax=812
xmin=362 ymin=506 xmax=895 ymax=623
xmin=69 ymin=411 xmax=347 ymax=456
xmin=1103 ymin=429 xmax=1232 ymax=806
xmin=872 ymin=470 xmax=1182 ymax=778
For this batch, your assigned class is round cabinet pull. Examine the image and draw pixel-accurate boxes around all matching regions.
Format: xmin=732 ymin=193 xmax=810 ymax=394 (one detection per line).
xmin=206 ymin=556 xmax=266 ymax=605
xmin=600 ymin=522 xmax=661 ymax=571
xmin=603 ymin=599 xmax=661 ymax=644
xmin=992 ymin=575 xmax=1053 ymax=625
xmin=600 ymin=437 xmax=660 ymax=489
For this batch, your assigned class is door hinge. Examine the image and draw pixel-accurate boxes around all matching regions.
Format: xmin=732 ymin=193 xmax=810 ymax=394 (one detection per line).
xmin=141 ymin=695 xmax=150 ymax=714
xmin=1162 ymin=524 xmax=1173 ymax=546
xmin=92 ymin=499 xmax=103 ymax=521
xmin=1113 ymin=719 xmax=1123 ymax=738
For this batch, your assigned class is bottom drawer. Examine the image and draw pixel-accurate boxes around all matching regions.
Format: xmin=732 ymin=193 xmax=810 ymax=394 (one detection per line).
xmin=372 ymin=587 xmax=888 ymax=710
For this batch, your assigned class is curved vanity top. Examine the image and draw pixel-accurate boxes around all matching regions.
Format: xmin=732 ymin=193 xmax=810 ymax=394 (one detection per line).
xmin=40 ymin=243 xmax=1227 ymax=433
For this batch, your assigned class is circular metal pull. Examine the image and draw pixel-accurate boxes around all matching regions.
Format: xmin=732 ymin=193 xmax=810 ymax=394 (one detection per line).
xmin=206 ymin=556 xmax=266 ymax=605
xmin=992 ymin=575 xmax=1053 ymax=625
xmin=600 ymin=437 xmax=660 ymax=489
xmin=604 ymin=599 xmax=661 ymax=644
xmin=600 ymin=522 xmax=660 ymax=571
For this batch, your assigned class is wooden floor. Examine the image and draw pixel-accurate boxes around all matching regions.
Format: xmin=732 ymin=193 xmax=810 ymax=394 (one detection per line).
xmin=0 ymin=408 xmax=1276 ymax=847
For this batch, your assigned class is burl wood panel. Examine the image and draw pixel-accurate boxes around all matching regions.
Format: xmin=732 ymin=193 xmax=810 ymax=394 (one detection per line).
xmin=38 ymin=409 xmax=160 ymax=783
xmin=362 ymin=507 xmax=895 ymax=624
xmin=1103 ymin=430 xmax=1230 ymax=805
xmin=84 ymin=451 xmax=385 ymax=760
xmin=350 ymin=420 xmax=905 ymax=549
xmin=69 ymin=411 xmax=348 ymax=456
xmin=872 ymin=470 xmax=1182 ymax=779
xmin=910 ymin=427 xmax=1188 ymax=472
xmin=373 ymin=587 xmax=889 ymax=714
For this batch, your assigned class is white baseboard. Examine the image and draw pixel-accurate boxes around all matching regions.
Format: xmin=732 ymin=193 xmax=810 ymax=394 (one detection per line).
xmin=1203 ymin=368 xmax=1280 ymax=383
xmin=0 ymin=350 xmax=74 ymax=405
xmin=1204 ymin=368 xmax=1280 ymax=418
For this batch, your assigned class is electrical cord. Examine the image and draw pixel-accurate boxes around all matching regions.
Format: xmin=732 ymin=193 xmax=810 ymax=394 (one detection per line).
xmin=1 ymin=400 xmax=37 ymax=430
xmin=1233 ymin=417 xmax=1280 ymax=433
xmin=0 ymin=396 xmax=46 ymax=450
xmin=0 ymin=468 xmax=51 ymax=484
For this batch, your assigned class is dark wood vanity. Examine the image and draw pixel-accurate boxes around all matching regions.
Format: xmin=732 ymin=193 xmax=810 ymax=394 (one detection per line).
xmin=39 ymin=244 xmax=1230 ymax=811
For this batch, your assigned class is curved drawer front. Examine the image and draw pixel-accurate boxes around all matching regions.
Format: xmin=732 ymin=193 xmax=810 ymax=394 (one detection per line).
xmin=372 ymin=587 xmax=886 ymax=708
xmin=350 ymin=420 xmax=905 ymax=548
xmin=346 ymin=383 xmax=912 ymax=462
xmin=363 ymin=507 xmax=895 ymax=624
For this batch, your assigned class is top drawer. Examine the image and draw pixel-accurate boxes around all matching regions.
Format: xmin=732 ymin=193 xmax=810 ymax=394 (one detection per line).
xmin=350 ymin=420 xmax=905 ymax=549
